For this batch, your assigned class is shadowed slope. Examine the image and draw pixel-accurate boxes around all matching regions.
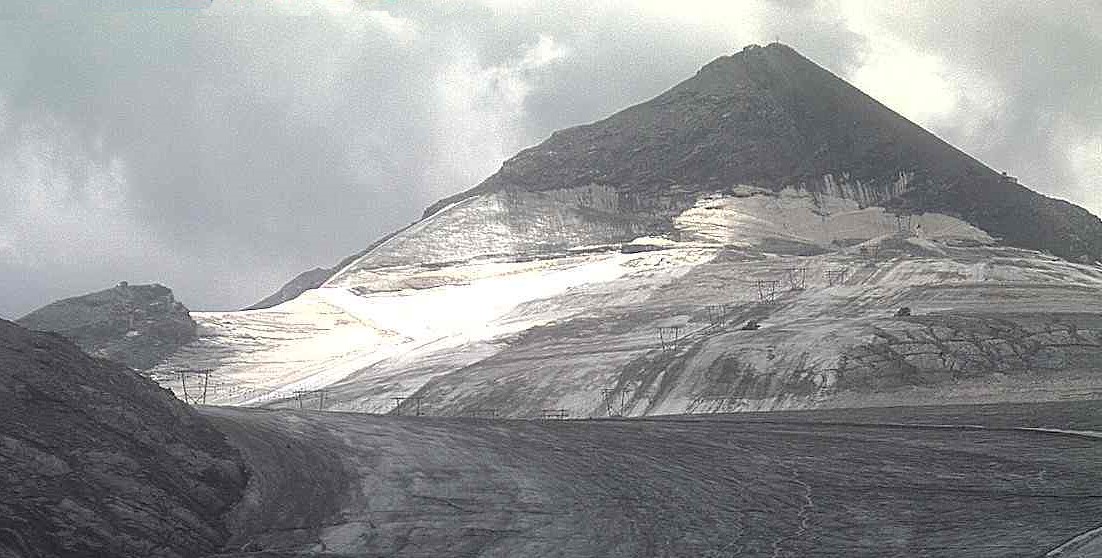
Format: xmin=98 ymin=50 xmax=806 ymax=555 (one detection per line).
xmin=0 ymin=319 xmax=246 ymax=558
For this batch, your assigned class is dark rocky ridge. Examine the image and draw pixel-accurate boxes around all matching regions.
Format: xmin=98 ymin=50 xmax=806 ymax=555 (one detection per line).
xmin=17 ymin=283 xmax=196 ymax=370
xmin=424 ymin=43 xmax=1102 ymax=262
xmin=245 ymin=228 xmax=406 ymax=310
xmin=0 ymin=319 xmax=246 ymax=557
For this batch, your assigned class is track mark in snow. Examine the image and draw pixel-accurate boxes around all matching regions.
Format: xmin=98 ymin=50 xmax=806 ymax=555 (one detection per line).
xmin=1047 ymin=524 xmax=1102 ymax=557
xmin=770 ymin=461 xmax=815 ymax=558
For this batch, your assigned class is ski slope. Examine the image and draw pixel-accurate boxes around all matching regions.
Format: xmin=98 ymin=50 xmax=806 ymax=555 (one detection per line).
xmin=153 ymin=189 xmax=1102 ymax=416
xmin=154 ymin=247 xmax=712 ymax=410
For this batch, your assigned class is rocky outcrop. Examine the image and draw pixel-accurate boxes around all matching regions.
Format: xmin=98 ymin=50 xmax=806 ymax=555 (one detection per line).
xmin=838 ymin=313 xmax=1102 ymax=391
xmin=658 ymin=311 xmax=1102 ymax=414
xmin=17 ymin=283 xmax=196 ymax=370
xmin=0 ymin=319 xmax=246 ymax=558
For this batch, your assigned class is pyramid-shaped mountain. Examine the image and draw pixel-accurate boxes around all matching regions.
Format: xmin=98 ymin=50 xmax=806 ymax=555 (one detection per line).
xmin=425 ymin=42 xmax=1098 ymax=259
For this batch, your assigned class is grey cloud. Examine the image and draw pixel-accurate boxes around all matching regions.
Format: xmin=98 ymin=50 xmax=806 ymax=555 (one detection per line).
xmin=410 ymin=0 xmax=867 ymax=148
xmin=0 ymin=10 xmax=448 ymax=316
xmin=876 ymin=1 xmax=1101 ymax=211
xmin=0 ymin=0 xmax=211 ymax=19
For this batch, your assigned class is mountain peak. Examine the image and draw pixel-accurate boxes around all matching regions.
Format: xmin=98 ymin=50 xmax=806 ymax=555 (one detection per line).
xmin=425 ymin=40 xmax=947 ymax=209
xmin=689 ymin=41 xmax=802 ymax=82
xmin=415 ymin=42 xmax=1100 ymax=262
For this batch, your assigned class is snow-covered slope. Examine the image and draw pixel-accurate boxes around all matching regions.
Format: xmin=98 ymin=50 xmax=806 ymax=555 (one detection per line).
xmin=152 ymin=187 xmax=1102 ymax=416
xmin=324 ymin=184 xmax=671 ymax=284
xmin=154 ymin=245 xmax=712 ymax=411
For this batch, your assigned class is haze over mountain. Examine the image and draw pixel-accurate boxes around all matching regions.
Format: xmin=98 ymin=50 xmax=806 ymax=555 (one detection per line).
xmin=3 ymin=1 xmax=1099 ymax=321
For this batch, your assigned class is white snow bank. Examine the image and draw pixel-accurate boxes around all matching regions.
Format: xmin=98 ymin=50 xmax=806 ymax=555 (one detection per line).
xmin=158 ymin=248 xmax=715 ymax=406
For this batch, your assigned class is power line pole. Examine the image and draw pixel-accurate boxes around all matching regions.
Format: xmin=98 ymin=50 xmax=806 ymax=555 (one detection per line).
xmin=896 ymin=213 xmax=913 ymax=235
xmin=782 ymin=267 xmax=808 ymax=291
xmin=292 ymin=389 xmax=326 ymax=411
xmin=705 ymin=304 xmax=730 ymax=327
xmin=757 ymin=279 xmax=780 ymax=303
xmin=392 ymin=396 xmax=424 ymax=416
xmin=656 ymin=326 xmax=685 ymax=352
xmin=178 ymin=371 xmax=189 ymax=404
xmin=825 ymin=268 xmax=849 ymax=287
xmin=176 ymin=369 xmax=214 ymax=405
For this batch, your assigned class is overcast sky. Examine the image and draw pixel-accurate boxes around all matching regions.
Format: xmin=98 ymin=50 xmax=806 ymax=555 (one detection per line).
xmin=0 ymin=0 xmax=1098 ymax=318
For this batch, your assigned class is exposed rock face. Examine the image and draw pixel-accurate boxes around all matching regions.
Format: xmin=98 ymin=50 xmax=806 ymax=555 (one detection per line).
xmin=17 ymin=283 xmax=196 ymax=370
xmin=422 ymin=42 xmax=1101 ymax=263
xmin=0 ymin=319 xmax=246 ymax=558
xmin=839 ymin=313 xmax=1102 ymax=391
xmin=672 ymin=308 xmax=1102 ymax=414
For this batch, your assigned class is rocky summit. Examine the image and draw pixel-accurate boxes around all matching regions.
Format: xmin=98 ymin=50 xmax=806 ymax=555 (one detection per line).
xmin=424 ymin=42 xmax=1101 ymax=263
xmin=18 ymin=283 xmax=196 ymax=370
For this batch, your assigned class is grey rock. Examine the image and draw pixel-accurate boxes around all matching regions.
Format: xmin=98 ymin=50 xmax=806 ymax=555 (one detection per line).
xmin=17 ymin=283 xmax=196 ymax=370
